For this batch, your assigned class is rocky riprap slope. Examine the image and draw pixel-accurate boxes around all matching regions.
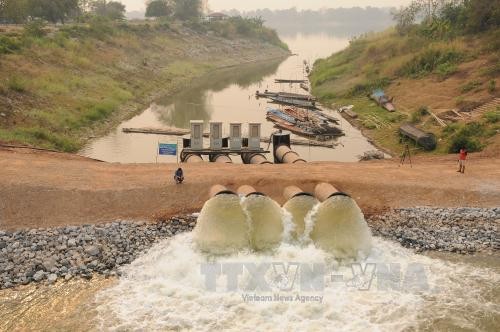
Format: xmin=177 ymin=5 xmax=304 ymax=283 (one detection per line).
xmin=0 ymin=216 xmax=197 ymax=289
xmin=368 ymin=207 xmax=499 ymax=254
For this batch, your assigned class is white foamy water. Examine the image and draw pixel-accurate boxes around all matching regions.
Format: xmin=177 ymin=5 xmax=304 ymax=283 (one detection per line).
xmin=95 ymin=234 xmax=500 ymax=331
xmin=309 ymin=196 xmax=372 ymax=259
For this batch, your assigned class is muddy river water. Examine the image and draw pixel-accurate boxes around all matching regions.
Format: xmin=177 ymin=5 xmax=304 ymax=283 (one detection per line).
xmin=79 ymin=33 xmax=377 ymax=163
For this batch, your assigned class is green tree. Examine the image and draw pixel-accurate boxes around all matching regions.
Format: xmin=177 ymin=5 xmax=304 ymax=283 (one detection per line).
xmin=146 ymin=0 xmax=173 ymax=18
xmin=91 ymin=0 xmax=125 ymax=20
xmin=0 ymin=0 xmax=29 ymax=23
xmin=28 ymin=0 xmax=80 ymax=24
xmin=174 ymin=0 xmax=201 ymax=21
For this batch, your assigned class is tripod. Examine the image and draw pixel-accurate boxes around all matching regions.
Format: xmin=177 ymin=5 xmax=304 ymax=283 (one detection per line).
xmin=400 ymin=144 xmax=412 ymax=168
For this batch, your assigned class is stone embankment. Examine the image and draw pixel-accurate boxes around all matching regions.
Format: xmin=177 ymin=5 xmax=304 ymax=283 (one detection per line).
xmin=368 ymin=207 xmax=499 ymax=254
xmin=0 ymin=216 xmax=197 ymax=289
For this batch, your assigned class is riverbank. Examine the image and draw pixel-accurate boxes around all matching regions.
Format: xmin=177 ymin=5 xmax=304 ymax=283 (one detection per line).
xmin=0 ymin=21 xmax=289 ymax=151
xmin=310 ymin=28 xmax=500 ymax=156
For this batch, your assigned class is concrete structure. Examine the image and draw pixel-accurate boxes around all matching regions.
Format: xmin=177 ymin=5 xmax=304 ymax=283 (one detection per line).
xmin=229 ymin=123 xmax=242 ymax=150
xmin=190 ymin=120 xmax=204 ymax=150
xmin=209 ymin=121 xmax=223 ymax=150
xmin=248 ymin=123 xmax=261 ymax=150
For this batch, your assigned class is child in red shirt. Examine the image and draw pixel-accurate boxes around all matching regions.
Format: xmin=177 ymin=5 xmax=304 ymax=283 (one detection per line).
xmin=458 ymin=148 xmax=467 ymax=173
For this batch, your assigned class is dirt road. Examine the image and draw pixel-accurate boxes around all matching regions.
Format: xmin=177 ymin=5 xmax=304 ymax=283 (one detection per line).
xmin=1 ymin=146 xmax=499 ymax=230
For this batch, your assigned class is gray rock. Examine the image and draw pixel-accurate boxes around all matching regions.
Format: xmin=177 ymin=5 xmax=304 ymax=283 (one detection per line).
xmin=47 ymin=274 xmax=58 ymax=284
xmin=33 ymin=270 xmax=45 ymax=282
xmin=84 ymin=245 xmax=100 ymax=256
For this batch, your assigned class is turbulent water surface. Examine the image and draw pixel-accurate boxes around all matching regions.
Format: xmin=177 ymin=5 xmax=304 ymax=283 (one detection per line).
xmin=2 ymin=196 xmax=499 ymax=331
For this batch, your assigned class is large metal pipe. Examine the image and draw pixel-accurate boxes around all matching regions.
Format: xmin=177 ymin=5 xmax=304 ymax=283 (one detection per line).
xmin=237 ymin=185 xmax=265 ymax=197
xmin=283 ymin=186 xmax=313 ymax=200
xmin=184 ymin=154 xmax=204 ymax=163
xmin=275 ymin=145 xmax=306 ymax=164
xmin=210 ymin=184 xmax=236 ymax=198
xmin=314 ymin=183 xmax=350 ymax=202
xmin=211 ymin=154 xmax=233 ymax=164
xmin=241 ymin=153 xmax=272 ymax=165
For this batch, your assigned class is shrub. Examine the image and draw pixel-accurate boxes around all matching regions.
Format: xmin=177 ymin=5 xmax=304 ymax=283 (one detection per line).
xmin=483 ymin=110 xmax=499 ymax=123
xmin=0 ymin=36 xmax=21 ymax=54
xmin=447 ymin=122 xmax=486 ymax=153
xmin=410 ymin=106 xmax=428 ymax=123
xmin=488 ymin=80 xmax=496 ymax=93
xmin=23 ymin=20 xmax=47 ymax=38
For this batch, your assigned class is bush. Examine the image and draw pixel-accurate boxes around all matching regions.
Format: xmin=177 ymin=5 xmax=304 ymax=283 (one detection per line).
xmin=347 ymin=77 xmax=391 ymax=97
xmin=0 ymin=36 xmax=21 ymax=54
xmin=23 ymin=20 xmax=47 ymax=38
xmin=483 ymin=110 xmax=500 ymax=123
xmin=449 ymin=133 xmax=483 ymax=153
xmin=488 ymin=80 xmax=496 ymax=93
xmin=447 ymin=122 xmax=486 ymax=153
xmin=410 ymin=106 xmax=428 ymax=123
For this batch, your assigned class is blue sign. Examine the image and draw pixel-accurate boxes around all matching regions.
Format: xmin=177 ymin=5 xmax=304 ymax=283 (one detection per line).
xmin=158 ymin=143 xmax=177 ymax=156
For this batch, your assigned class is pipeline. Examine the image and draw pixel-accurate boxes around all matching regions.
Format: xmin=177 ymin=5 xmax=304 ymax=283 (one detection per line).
xmin=210 ymin=154 xmax=233 ymax=164
xmin=183 ymin=153 xmax=204 ymax=163
xmin=314 ymin=183 xmax=350 ymax=201
xmin=241 ymin=153 xmax=272 ymax=165
xmin=209 ymin=185 xmax=236 ymax=197
xmin=275 ymin=145 xmax=306 ymax=164
xmin=283 ymin=185 xmax=314 ymax=200
xmin=237 ymin=185 xmax=265 ymax=197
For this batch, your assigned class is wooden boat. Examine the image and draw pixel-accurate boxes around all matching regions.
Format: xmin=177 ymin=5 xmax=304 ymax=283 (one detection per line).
xmin=283 ymin=108 xmax=310 ymax=122
xmin=256 ymin=90 xmax=315 ymax=101
xmin=269 ymin=96 xmax=317 ymax=109
xmin=370 ymin=89 xmax=396 ymax=112
xmin=267 ymin=108 xmax=297 ymax=124
xmin=266 ymin=114 xmax=317 ymax=138
xmin=275 ymin=79 xmax=308 ymax=84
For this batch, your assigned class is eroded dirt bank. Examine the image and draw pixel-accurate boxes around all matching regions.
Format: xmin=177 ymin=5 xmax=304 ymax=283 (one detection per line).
xmin=1 ymin=146 xmax=499 ymax=230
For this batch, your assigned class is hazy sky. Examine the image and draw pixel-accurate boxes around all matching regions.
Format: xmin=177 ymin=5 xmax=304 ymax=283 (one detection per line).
xmin=123 ymin=0 xmax=412 ymax=12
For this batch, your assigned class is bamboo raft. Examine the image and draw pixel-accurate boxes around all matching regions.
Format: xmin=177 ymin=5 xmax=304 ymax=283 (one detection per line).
xmin=122 ymin=128 xmax=337 ymax=148
xmin=275 ymin=79 xmax=308 ymax=84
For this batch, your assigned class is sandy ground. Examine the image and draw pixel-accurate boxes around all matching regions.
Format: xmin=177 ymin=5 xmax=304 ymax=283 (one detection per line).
xmin=0 ymin=145 xmax=499 ymax=231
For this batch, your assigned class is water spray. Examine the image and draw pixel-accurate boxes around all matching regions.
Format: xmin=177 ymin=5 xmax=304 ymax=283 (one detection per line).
xmin=238 ymin=185 xmax=284 ymax=250
xmin=282 ymin=186 xmax=318 ymax=239
xmin=193 ymin=185 xmax=249 ymax=254
xmin=309 ymin=182 xmax=372 ymax=258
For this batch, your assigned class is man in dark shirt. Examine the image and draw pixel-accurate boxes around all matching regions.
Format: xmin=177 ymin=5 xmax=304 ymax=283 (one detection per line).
xmin=174 ymin=168 xmax=184 ymax=184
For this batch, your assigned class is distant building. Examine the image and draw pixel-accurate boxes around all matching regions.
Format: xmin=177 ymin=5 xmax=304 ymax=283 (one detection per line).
xmin=206 ymin=12 xmax=228 ymax=22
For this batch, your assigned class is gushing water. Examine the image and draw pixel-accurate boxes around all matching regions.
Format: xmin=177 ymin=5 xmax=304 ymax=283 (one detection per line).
xmin=283 ymin=195 xmax=318 ymax=239
xmin=95 ymin=234 xmax=500 ymax=331
xmin=94 ymin=195 xmax=498 ymax=330
xmin=309 ymin=196 xmax=372 ymax=259
xmin=241 ymin=195 xmax=284 ymax=250
xmin=193 ymin=194 xmax=250 ymax=254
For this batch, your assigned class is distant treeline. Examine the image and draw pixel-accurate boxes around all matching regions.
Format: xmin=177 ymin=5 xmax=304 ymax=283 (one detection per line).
xmin=0 ymin=0 xmax=202 ymax=24
xmin=223 ymin=7 xmax=394 ymax=27
xmin=393 ymin=0 xmax=500 ymax=37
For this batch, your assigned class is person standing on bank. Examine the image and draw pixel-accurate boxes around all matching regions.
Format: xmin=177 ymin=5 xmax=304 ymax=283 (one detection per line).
xmin=457 ymin=148 xmax=468 ymax=174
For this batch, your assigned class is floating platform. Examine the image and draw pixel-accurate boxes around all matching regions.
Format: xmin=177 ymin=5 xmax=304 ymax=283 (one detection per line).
xmin=275 ymin=79 xmax=308 ymax=84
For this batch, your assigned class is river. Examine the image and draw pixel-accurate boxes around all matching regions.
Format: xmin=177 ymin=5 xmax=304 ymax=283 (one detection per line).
xmin=79 ymin=32 xmax=377 ymax=163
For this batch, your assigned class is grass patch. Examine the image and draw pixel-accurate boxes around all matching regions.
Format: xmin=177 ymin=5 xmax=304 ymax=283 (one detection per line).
xmin=461 ymin=80 xmax=482 ymax=93
xmin=398 ymin=48 xmax=464 ymax=78
xmin=7 ymin=76 xmax=28 ymax=93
